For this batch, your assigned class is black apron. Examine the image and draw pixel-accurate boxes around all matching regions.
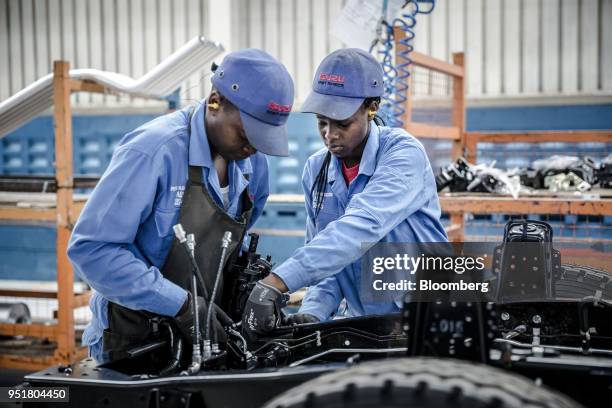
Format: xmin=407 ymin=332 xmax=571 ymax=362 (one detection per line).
xmin=103 ymin=108 xmax=253 ymax=356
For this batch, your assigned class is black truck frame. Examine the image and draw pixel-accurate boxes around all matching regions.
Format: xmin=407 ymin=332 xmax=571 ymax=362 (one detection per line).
xmin=20 ymin=220 xmax=612 ymax=408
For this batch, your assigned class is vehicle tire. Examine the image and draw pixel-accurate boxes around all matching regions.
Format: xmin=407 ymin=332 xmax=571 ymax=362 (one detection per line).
xmin=263 ymin=357 xmax=582 ymax=408
xmin=556 ymin=264 xmax=612 ymax=300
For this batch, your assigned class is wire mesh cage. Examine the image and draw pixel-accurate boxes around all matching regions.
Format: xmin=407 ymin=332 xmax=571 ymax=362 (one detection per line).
xmin=409 ymin=65 xmax=456 ymax=171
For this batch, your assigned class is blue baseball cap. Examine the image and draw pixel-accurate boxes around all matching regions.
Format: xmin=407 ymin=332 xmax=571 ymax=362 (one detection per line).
xmin=211 ymin=49 xmax=294 ymax=157
xmin=301 ymin=48 xmax=384 ymax=121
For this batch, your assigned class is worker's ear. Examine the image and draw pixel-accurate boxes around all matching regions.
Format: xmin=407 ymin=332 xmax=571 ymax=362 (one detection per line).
xmin=366 ymin=99 xmax=380 ymax=121
xmin=207 ymin=91 xmax=222 ymax=114
xmin=367 ymin=99 xmax=380 ymax=112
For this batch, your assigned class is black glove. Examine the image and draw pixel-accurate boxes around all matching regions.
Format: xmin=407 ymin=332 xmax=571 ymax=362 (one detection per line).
xmin=285 ymin=313 xmax=320 ymax=325
xmin=174 ymin=293 xmax=228 ymax=345
xmin=242 ymin=281 xmax=285 ymax=343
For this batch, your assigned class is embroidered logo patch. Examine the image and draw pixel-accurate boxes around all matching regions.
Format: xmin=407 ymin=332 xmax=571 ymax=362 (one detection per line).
xmin=170 ymin=185 xmax=185 ymax=207
xmin=312 ymin=192 xmax=334 ymax=210
xmin=267 ymin=101 xmax=292 ymax=116
xmin=318 ymin=73 xmax=345 ymax=88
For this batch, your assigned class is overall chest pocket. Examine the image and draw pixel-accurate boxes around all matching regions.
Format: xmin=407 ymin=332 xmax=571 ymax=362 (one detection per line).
xmin=314 ymin=194 xmax=341 ymax=231
xmin=138 ymin=207 xmax=179 ymax=264
xmin=143 ymin=207 xmax=179 ymax=253
xmin=152 ymin=207 xmax=180 ymax=238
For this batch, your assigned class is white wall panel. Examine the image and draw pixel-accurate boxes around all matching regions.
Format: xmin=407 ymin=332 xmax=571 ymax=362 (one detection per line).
xmin=484 ymin=0 xmax=502 ymax=95
xmin=116 ymin=0 xmax=130 ymax=80
xmin=279 ymin=0 xmax=296 ymax=79
xmin=561 ymin=0 xmax=580 ymax=93
xmin=522 ymin=0 xmax=540 ymax=94
xmin=198 ymin=0 xmax=210 ymax=102
xmin=158 ymin=0 xmax=173 ymax=61
xmin=102 ymin=0 xmax=116 ymax=104
xmin=603 ymin=0 xmax=612 ymax=90
xmin=1 ymin=0 xmax=611 ymax=111
xmin=580 ymin=0 xmax=599 ymax=92
xmin=60 ymin=0 xmax=78 ymax=105
xmin=184 ymin=0 xmax=204 ymax=105
xmin=47 ymin=0 xmax=62 ymax=80
xmin=8 ymin=0 xmax=23 ymax=95
xmin=142 ymin=0 xmax=158 ymax=75
xmin=0 ymin=0 xmax=11 ymax=101
xmin=248 ymin=0 xmax=264 ymax=50
xmin=264 ymin=0 xmax=280 ymax=59
xmin=541 ymin=0 xmax=561 ymax=94
xmin=87 ymin=0 xmax=104 ymax=106
xmin=295 ymin=0 xmax=312 ymax=104
xmin=21 ymin=0 xmax=36 ymax=89
xmin=74 ymin=0 xmax=89 ymax=104
xmin=129 ymin=0 xmax=144 ymax=79
xmin=172 ymin=0 xmax=187 ymax=83
xmin=312 ymin=0 xmax=328 ymax=69
xmin=502 ymin=0 xmax=521 ymax=95
xmin=466 ymin=0 xmax=483 ymax=95
xmin=33 ymin=0 xmax=50 ymax=80
xmin=447 ymin=0 xmax=465 ymax=57
xmin=327 ymin=0 xmax=344 ymax=51
xmin=60 ymin=0 xmax=75 ymax=71
xmin=230 ymin=0 xmax=247 ymax=52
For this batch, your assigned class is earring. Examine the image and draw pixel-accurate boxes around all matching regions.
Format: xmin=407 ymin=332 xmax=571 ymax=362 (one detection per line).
xmin=368 ymin=109 xmax=377 ymax=120
xmin=208 ymin=102 xmax=220 ymax=110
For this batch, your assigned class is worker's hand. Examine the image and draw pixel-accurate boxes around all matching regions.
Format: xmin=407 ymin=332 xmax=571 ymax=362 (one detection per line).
xmin=285 ymin=313 xmax=319 ymax=325
xmin=174 ymin=293 xmax=227 ymax=345
xmin=242 ymin=280 xmax=285 ymax=343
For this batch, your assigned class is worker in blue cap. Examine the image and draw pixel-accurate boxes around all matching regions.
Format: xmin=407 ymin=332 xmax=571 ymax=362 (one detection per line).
xmin=68 ymin=49 xmax=294 ymax=362
xmin=242 ymin=48 xmax=447 ymax=338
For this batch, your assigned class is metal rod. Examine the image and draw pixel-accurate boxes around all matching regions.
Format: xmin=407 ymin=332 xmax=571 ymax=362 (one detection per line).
xmin=493 ymin=338 xmax=612 ymax=356
xmin=289 ymin=347 xmax=408 ymax=368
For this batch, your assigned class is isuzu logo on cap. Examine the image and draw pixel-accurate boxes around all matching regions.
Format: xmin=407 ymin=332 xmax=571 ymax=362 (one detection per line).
xmin=319 ymin=73 xmax=345 ymax=87
xmin=267 ymin=101 xmax=292 ymax=115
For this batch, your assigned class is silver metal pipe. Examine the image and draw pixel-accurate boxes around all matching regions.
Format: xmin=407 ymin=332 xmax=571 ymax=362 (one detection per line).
xmin=493 ymin=338 xmax=612 ymax=356
xmin=174 ymin=224 xmax=202 ymax=375
xmin=289 ymin=347 xmax=408 ymax=368
xmin=205 ymin=231 xmax=233 ymax=350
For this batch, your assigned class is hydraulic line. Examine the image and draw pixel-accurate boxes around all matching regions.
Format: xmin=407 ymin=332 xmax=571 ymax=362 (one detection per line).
xmin=374 ymin=0 xmax=436 ymax=128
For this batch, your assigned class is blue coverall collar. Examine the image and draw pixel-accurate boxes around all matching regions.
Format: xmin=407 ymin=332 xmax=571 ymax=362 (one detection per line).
xmin=358 ymin=123 xmax=380 ymax=177
xmin=188 ymin=102 xmax=252 ymax=175
xmin=188 ymin=102 xmax=213 ymax=168
xmin=327 ymin=123 xmax=380 ymax=184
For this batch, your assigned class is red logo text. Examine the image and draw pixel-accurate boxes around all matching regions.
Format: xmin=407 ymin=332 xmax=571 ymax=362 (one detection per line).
xmin=319 ymin=73 xmax=345 ymax=83
xmin=267 ymin=102 xmax=292 ymax=113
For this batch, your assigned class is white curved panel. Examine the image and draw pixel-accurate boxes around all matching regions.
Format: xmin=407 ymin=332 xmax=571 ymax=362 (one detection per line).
xmin=0 ymin=36 xmax=223 ymax=139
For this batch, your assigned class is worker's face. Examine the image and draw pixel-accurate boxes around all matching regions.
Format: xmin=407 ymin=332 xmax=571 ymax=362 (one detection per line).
xmin=316 ymin=100 xmax=378 ymax=162
xmin=206 ymin=91 xmax=257 ymax=161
